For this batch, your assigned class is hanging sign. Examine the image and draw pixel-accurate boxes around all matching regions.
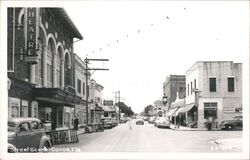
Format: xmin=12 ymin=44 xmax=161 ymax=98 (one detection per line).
xmin=24 ymin=8 xmax=39 ymax=64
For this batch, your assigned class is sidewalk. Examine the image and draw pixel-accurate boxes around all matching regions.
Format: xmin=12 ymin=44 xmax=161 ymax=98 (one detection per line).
xmin=169 ymin=124 xmax=207 ymax=131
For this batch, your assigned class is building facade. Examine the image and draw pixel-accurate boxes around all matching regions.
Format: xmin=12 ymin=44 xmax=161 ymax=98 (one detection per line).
xmin=185 ymin=61 xmax=242 ymax=128
xmin=163 ymin=75 xmax=186 ymax=111
xmin=8 ymin=8 xmax=83 ymax=130
xmin=89 ymin=79 xmax=104 ymax=124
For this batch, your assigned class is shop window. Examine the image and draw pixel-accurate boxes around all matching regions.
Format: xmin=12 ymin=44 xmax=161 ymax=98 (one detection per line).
xmin=209 ymin=78 xmax=216 ymax=92
xmin=104 ymin=111 xmax=109 ymax=117
xmin=58 ymin=111 xmax=63 ymax=126
xmin=228 ymin=77 xmax=235 ymax=92
xmin=204 ymin=102 xmax=217 ymax=119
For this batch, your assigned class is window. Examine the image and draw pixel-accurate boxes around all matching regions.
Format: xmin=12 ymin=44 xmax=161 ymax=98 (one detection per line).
xmin=204 ymin=103 xmax=217 ymax=119
xmin=209 ymin=77 xmax=216 ymax=92
xmin=58 ymin=111 xmax=63 ymax=126
xmin=77 ymin=79 xmax=81 ymax=93
xmin=194 ymin=79 xmax=196 ymax=89
xmin=18 ymin=122 xmax=30 ymax=132
xmin=191 ymin=82 xmax=193 ymax=95
xmin=187 ymin=84 xmax=189 ymax=96
xmin=31 ymin=121 xmax=39 ymax=130
xmin=228 ymin=77 xmax=235 ymax=92
xmin=83 ymin=82 xmax=85 ymax=95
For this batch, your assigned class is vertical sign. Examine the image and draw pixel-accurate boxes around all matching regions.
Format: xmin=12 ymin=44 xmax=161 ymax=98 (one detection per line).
xmin=24 ymin=8 xmax=39 ymax=64
xmin=27 ymin=8 xmax=36 ymax=55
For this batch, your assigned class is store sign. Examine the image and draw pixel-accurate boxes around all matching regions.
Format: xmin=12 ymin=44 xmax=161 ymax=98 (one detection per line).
xmin=223 ymin=107 xmax=235 ymax=113
xmin=103 ymin=100 xmax=113 ymax=106
xmin=235 ymin=108 xmax=242 ymax=113
xmin=25 ymin=8 xmax=39 ymax=64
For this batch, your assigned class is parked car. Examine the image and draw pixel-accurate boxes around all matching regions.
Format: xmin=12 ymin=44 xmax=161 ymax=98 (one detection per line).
xmin=8 ymin=117 xmax=52 ymax=152
xmin=136 ymin=119 xmax=144 ymax=125
xmin=148 ymin=117 xmax=156 ymax=124
xmin=220 ymin=116 xmax=243 ymax=130
xmin=155 ymin=117 xmax=170 ymax=128
xmin=143 ymin=116 xmax=149 ymax=121
xmin=102 ymin=117 xmax=113 ymax=129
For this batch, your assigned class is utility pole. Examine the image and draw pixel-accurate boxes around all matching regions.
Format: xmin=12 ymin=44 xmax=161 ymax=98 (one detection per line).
xmin=84 ymin=58 xmax=109 ymax=125
xmin=113 ymin=91 xmax=121 ymax=120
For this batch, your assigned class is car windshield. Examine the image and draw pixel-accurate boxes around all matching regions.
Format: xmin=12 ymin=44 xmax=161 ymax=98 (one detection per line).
xmin=8 ymin=122 xmax=16 ymax=132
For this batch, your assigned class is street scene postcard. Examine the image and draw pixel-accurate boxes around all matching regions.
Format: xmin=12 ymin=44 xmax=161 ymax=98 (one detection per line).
xmin=0 ymin=0 xmax=249 ymax=160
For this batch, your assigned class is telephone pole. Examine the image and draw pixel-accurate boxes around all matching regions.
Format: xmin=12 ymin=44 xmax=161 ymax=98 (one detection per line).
xmin=84 ymin=58 xmax=109 ymax=125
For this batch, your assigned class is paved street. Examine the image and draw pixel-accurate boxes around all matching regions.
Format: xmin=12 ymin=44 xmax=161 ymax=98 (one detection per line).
xmin=54 ymin=120 xmax=242 ymax=152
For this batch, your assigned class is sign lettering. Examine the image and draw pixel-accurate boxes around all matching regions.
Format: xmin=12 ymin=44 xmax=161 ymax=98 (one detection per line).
xmin=26 ymin=8 xmax=37 ymax=52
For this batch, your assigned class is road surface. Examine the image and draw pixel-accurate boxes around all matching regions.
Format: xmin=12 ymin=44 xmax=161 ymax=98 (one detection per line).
xmin=54 ymin=120 xmax=242 ymax=152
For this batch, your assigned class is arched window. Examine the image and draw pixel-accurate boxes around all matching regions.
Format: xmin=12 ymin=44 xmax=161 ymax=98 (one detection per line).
xmin=64 ymin=53 xmax=71 ymax=86
xmin=47 ymin=38 xmax=54 ymax=87
xmin=56 ymin=47 xmax=63 ymax=88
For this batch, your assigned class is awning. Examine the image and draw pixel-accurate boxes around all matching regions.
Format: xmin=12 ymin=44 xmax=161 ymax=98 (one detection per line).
xmin=179 ymin=103 xmax=196 ymax=113
xmin=172 ymin=107 xmax=184 ymax=116
xmin=166 ymin=108 xmax=178 ymax=116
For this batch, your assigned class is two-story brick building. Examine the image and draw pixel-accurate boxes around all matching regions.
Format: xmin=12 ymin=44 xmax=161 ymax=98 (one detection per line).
xmin=7 ymin=8 xmax=83 ymax=130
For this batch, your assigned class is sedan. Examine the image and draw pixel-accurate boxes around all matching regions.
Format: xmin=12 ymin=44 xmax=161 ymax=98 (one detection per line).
xmin=155 ymin=117 xmax=170 ymax=128
xmin=136 ymin=119 xmax=144 ymax=125
xmin=8 ymin=117 xmax=52 ymax=152
xmin=220 ymin=116 xmax=242 ymax=130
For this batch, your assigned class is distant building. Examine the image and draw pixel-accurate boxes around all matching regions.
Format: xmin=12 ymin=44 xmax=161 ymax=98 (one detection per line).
xmin=89 ymin=79 xmax=104 ymax=124
xmin=163 ymin=75 xmax=186 ymax=111
xmin=184 ymin=61 xmax=242 ymax=128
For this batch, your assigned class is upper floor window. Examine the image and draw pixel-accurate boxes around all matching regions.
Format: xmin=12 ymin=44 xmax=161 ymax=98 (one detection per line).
xmin=191 ymin=82 xmax=193 ymax=95
xmin=187 ymin=84 xmax=189 ymax=96
xmin=77 ymin=79 xmax=81 ymax=93
xmin=194 ymin=79 xmax=196 ymax=89
xmin=228 ymin=77 xmax=235 ymax=92
xmin=209 ymin=77 xmax=216 ymax=92
xmin=83 ymin=82 xmax=85 ymax=95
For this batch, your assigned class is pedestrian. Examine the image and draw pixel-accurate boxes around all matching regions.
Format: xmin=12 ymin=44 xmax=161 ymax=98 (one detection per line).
xmin=74 ymin=116 xmax=79 ymax=131
xmin=176 ymin=116 xmax=180 ymax=128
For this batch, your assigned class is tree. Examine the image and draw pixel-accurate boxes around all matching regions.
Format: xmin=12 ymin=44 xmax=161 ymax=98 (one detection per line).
xmin=117 ymin=102 xmax=134 ymax=116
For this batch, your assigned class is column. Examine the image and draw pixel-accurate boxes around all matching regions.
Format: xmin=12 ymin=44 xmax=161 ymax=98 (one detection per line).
xmin=61 ymin=59 xmax=65 ymax=90
xmin=30 ymin=65 xmax=36 ymax=83
xmin=42 ymin=45 xmax=47 ymax=87
xmin=52 ymin=53 xmax=57 ymax=88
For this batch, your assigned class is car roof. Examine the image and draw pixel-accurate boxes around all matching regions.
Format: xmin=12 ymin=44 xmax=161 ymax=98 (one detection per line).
xmin=8 ymin=117 xmax=41 ymax=123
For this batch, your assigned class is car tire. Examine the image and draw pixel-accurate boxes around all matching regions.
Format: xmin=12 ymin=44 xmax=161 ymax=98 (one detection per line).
xmin=227 ymin=125 xmax=233 ymax=130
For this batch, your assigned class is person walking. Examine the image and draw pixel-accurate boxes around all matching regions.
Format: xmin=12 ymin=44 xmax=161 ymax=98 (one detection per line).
xmin=74 ymin=116 xmax=79 ymax=131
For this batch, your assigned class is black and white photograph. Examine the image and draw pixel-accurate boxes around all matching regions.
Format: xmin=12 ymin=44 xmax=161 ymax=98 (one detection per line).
xmin=0 ymin=0 xmax=249 ymax=160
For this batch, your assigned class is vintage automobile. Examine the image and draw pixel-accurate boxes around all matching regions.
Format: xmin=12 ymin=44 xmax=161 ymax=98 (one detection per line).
xmin=136 ymin=119 xmax=144 ymax=125
xmin=8 ymin=117 xmax=53 ymax=152
xmin=220 ymin=116 xmax=243 ymax=130
xmin=155 ymin=117 xmax=170 ymax=128
xmin=102 ymin=117 xmax=113 ymax=129
xmin=148 ymin=117 xmax=156 ymax=124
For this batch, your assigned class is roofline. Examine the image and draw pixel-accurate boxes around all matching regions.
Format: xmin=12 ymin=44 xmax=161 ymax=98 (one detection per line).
xmin=52 ymin=8 xmax=83 ymax=40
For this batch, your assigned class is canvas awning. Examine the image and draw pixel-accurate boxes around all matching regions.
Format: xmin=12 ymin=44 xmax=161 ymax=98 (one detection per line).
xmin=179 ymin=103 xmax=196 ymax=113
xmin=172 ymin=107 xmax=184 ymax=116
xmin=166 ymin=108 xmax=178 ymax=116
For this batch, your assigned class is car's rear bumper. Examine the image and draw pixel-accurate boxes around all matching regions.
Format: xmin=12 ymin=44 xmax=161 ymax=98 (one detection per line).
xmin=157 ymin=123 xmax=170 ymax=127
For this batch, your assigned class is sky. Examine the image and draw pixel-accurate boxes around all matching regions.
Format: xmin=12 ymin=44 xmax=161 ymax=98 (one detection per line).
xmin=62 ymin=1 xmax=249 ymax=113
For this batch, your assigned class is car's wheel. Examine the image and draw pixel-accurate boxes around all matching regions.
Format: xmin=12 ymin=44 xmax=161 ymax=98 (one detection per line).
xmin=227 ymin=125 xmax=233 ymax=130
